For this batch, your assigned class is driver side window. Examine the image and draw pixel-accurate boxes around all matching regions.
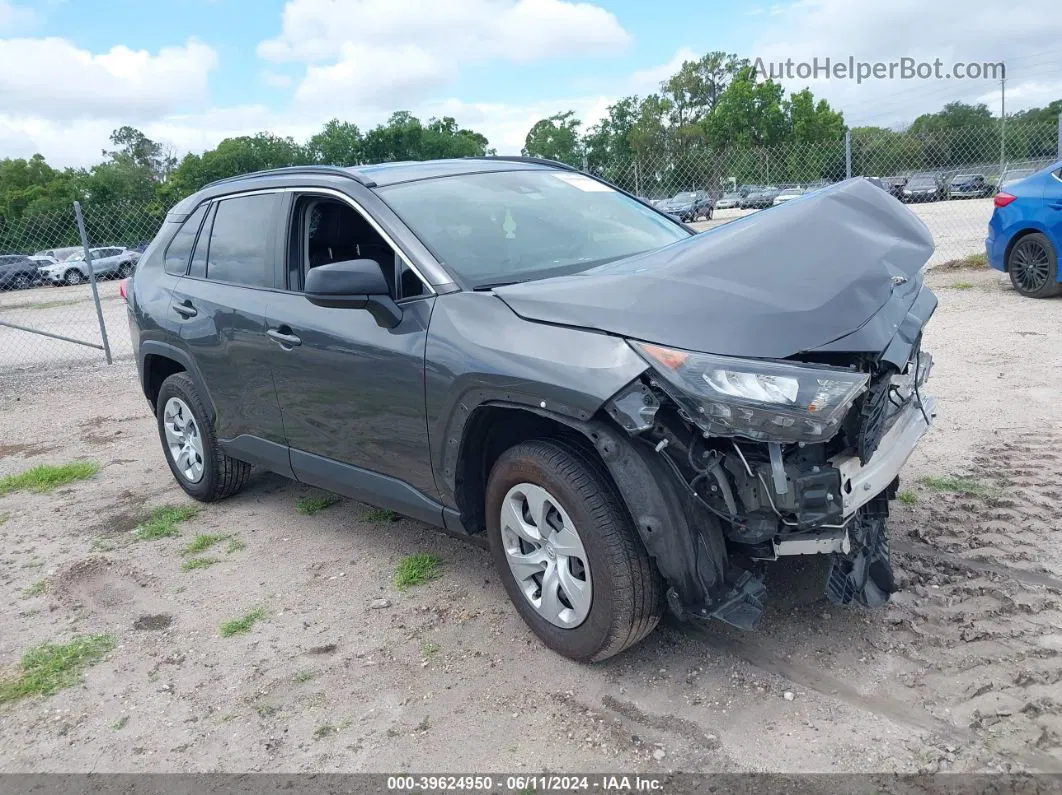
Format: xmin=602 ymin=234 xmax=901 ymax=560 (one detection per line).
xmin=287 ymin=195 xmax=427 ymax=301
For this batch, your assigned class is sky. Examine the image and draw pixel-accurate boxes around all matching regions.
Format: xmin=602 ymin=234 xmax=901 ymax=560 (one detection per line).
xmin=1 ymin=0 xmax=1060 ymax=168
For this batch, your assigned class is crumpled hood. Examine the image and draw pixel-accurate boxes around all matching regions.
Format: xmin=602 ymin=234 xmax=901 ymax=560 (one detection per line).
xmin=495 ymin=178 xmax=935 ymax=359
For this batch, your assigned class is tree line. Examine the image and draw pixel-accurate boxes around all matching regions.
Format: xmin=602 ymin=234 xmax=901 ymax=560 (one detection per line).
xmin=522 ymin=53 xmax=1062 ymax=197
xmin=0 ymin=112 xmax=491 ymax=253
xmin=2 ymin=46 xmax=1061 ymax=252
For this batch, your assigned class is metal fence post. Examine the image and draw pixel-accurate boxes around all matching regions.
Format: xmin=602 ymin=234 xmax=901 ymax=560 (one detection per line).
xmin=634 ymin=158 xmax=640 ymax=197
xmin=845 ymin=131 xmax=852 ymax=179
xmin=1058 ymin=113 xmax=1062 ymax=158
xmin=73 ymin=201 xmax=113 ymax=365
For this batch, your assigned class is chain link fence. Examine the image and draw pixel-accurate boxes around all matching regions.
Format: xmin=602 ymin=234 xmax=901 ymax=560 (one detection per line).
xmin=2 ymin=119 xmax=1059 ymax=374
xmin=588 ymin=119 xmax=1062 ymax=267
xmin=0 ymin=201 xmax=164 ymax=372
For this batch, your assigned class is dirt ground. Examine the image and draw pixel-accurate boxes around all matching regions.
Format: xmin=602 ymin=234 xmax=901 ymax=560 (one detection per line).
xmin=1 ymin=265 xmax=1060 ymax=775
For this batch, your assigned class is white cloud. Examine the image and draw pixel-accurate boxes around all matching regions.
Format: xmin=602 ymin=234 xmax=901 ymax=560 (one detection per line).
xmin=0 ymin=1 xmax=37 ymax=33
xmin=261 ymin=0 xmax=629 ymax=110
xmin=750 ymin=0 xmax=1062 ymax=127
xmin=261 ymin=70 xmax=294 ymax=89
xmin=629 ymin=47 xmax=698 ymax=95
xmin=0 ymin=37 xmax=218 ymax=120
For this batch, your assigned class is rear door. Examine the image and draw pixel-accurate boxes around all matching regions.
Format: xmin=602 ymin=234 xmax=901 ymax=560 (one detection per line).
xmin=170 ymin=191 xmax=289 ymax=470
xmin=1046 ymin=168 xmax=1062 ymax=276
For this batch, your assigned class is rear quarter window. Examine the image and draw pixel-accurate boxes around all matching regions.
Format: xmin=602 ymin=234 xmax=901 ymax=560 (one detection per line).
xmin=163 ymin=204 xmax=208 ymax=276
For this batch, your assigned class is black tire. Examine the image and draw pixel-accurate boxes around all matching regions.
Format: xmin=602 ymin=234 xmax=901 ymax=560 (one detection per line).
xmin=65 ymin=269 xmax=84 ymax=286
xmin=13 ymin=274 xmax=30 ymax=290
xmin=156 ymin=372 xmax=251 ymax=502
xmin=485 ymin=440 xmax=664 ymax=662
xmin=118 ymin=262 xmax=133 ymax=278
xmin=1007 ymin=232 xmax=1062 ymax=299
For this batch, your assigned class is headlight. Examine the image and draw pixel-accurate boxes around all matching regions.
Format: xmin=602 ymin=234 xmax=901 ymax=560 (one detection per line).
xmin=630 ymin=342 xmax=869 ymax=443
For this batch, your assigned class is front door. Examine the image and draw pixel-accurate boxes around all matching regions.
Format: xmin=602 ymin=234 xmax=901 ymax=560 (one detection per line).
xmin=266 ymin=193 xmax=438 ymax=517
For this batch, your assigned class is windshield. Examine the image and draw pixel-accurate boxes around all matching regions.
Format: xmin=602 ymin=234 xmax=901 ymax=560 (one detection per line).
xmin=379 ymin=170 xmax=690 ymax=288
xmin=723 ymin=192 xmax=740 ymax=199
xmin=670 ymin=192 xmax=696 ymax=202
xmin=950 ymin=174 xmax=977 ymax=183
xmin=909 ymin=176 xmax=936 ymax=187
xmin=65 ymin=252 xmax=85 ymax=261
xmin=780 ymin=189 xmax=802 ymax=196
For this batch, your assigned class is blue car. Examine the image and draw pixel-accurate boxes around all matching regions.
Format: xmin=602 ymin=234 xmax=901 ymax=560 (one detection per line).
xmin=986 ymin=160 xmax=1062 ymax=298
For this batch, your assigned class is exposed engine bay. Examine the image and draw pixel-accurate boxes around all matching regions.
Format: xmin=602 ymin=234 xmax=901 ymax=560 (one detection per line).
xmin=603 ymin=342 xmax=935 ymax=629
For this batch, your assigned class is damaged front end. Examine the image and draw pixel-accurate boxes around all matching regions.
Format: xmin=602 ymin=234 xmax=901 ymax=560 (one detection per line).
xmin=602 ymin=334 xmax=935 ymax=629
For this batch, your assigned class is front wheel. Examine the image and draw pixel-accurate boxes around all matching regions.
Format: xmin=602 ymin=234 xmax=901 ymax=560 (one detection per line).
xmin=485 ymin=440 xmax=664 ymax=662
xmin=156 ymin=372 xmax=251 ymax=501
xmin=1008 ymin=232 xmax=1062 ymax=298
xmin=65 ymin=269 xmax=84 ymax=286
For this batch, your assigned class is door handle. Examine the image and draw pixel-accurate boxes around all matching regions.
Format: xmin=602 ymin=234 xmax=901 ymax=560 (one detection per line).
xmin=173 ymin=300 xmax=197 ymax=318
xmin=267 ymin=328 xmax=302 ymax=347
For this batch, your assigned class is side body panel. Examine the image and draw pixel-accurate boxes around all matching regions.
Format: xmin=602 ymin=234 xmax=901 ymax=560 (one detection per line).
xmin=423 ymin=291 xmax=649 ymax=509
xmin=267 ymin=295 xmax=436 ymax=498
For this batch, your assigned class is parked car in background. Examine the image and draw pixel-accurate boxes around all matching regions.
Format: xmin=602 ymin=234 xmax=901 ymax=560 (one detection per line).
xmin=947 ymin=173 xmax=992 ymax=199
xmin=997 ymin=167 xmax=1037 ymax=192
xmin=882 ymin=176 xmax=908 ymax=199
xmin=34 ymin=246 xmax=83 ymax=262
xmin=741 ymin=186 xmax=782 ymax=209
xmin=986 ymin=160 xmax=1062 ymax=299
xmin=658 ymin=190 xmax=713 ymax=221
xmin=128 ymin=163 xmax=936 ymax=662
xmin=902 ymin=174 xmax=945 ymax=202
xmin=714 ymin=191 xmax=742 ymax=210
xmin=39 ymin=246 xmax=139 ymax=286
xmin=772 ymin=187 xmax=805 ymax=205
xmin=0 ymin=254 xmax=42 ymax=291
xmin=28 ymin=255 xmax=58 ymax=267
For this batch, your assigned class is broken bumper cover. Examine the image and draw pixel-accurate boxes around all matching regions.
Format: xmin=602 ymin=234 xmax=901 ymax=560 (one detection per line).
xmin=831 ymin=395 xmax=937 ymax=518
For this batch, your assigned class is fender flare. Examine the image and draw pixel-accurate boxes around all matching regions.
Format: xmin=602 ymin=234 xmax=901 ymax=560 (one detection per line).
xmin=138 ymin=340 xmax=217 ymax=421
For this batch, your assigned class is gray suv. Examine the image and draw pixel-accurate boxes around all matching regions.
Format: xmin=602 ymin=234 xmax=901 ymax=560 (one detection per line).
xmin=127 ymin=161 xmax=937 ymax=662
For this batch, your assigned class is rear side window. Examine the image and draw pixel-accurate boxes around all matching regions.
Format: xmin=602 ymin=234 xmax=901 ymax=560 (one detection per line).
xmin=205 ymin=194 xmax=279 ymax=288
xmin=164 ymin=204 xmax=207 ymax=276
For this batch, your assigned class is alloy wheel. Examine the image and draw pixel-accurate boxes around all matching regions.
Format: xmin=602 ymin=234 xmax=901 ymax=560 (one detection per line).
xmin=1011 ymin=238 xmax=1051 ymax=293
xmin=163 ymin=397 xmax=205 ymax=483
xmin=499 ymin=482 xmax=593 ymax=628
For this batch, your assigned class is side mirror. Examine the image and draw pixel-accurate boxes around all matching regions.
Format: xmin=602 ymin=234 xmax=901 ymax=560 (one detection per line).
xmin=304 ymin=258 xmax=402 ymax=329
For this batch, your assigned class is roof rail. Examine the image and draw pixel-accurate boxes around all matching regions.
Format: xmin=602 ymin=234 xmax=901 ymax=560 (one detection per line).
xmin=464 ymin=155 xmax=580 ymax=172
xmin=203 ymin=165 xmax=376 ymax=190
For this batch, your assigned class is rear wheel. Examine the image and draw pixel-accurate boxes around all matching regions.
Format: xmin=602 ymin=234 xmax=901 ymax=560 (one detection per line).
xmin=485 ymin=440 xmax=664 ymax=662
xmin=1008 ymin=233 xmax=1062 ymax=298
xmin=156 ymin=372 xmax=251 ymax=501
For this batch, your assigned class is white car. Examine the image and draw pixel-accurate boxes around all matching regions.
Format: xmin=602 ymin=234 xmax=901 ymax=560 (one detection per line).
xmin=772 ymin=187 xmax=805 ymax=205
xmin=39 ymin=247 xmax=139 ymax=286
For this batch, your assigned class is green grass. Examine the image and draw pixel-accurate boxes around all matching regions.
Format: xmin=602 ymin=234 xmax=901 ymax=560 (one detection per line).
xmin=950 ymin=280 xmax=974 ymax=290
xmin=220 ymin=607 xmax=267 ymax=637
xmin=394 ymin=553 xmax=443 ymax=591
xmin=182 ymin=533 xmax=228 ymax=555
xmin=294 ymin=669 xmax=315 ymax=683
xmin=181 ymin=557 xmax=218 ymax=572
xmin=421 ymin=642 xmax=440 ymax=657
xmin=918 ymin=474 xmax=998 ymax=499
xmin=21 ymin=579 xmax=48 ymax=598
xmin=939 ymin=252 xmax=988 ymax=270
xmin=366 ymin=508 xmax=399 ymax=523
xmin=0 ymin=462 xmax=99 ymax=495
xmin=0 ymin=634 xmax=115 ymax=704
xmin=134 ymin=505 xmax=200 ymax=541
xmin=226 ymin=538 xmax=245 ymax=553
xmin=0 ymin=512 xmax=10 ymax=527
xmin=255 ymin=704 xmax=277 ymax=718
xmin=112 ymin=716 xmax=129 ymax=730
xmin=313 ymin=723 xmax=338 ymax=740
xmin=897 ymin=491 xmax=919 ymax=506
xmin=295 ymin=493 xmax=341 ymax=515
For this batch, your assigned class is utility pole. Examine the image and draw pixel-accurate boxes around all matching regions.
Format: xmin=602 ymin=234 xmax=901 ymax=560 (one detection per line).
xmin=1000 ymin=77 xmax=1007 ymax=170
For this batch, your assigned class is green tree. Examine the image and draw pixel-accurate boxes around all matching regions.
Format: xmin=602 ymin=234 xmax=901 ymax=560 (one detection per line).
xmin=522 ymin=111 xmax=583 ymax=166
xmin=305 ymin=119 xmax=364 ymax=165
xmin=705 ymin=67 xmax=788 ymax=148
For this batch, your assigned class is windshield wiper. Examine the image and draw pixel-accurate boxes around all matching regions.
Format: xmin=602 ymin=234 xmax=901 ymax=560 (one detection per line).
xmin=473 ymin=281 xmax=519 ymax=291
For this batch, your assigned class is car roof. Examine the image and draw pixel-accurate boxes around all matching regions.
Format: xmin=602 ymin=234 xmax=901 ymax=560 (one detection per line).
xmin=168 ymin=157 xmax=580 ymax=218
